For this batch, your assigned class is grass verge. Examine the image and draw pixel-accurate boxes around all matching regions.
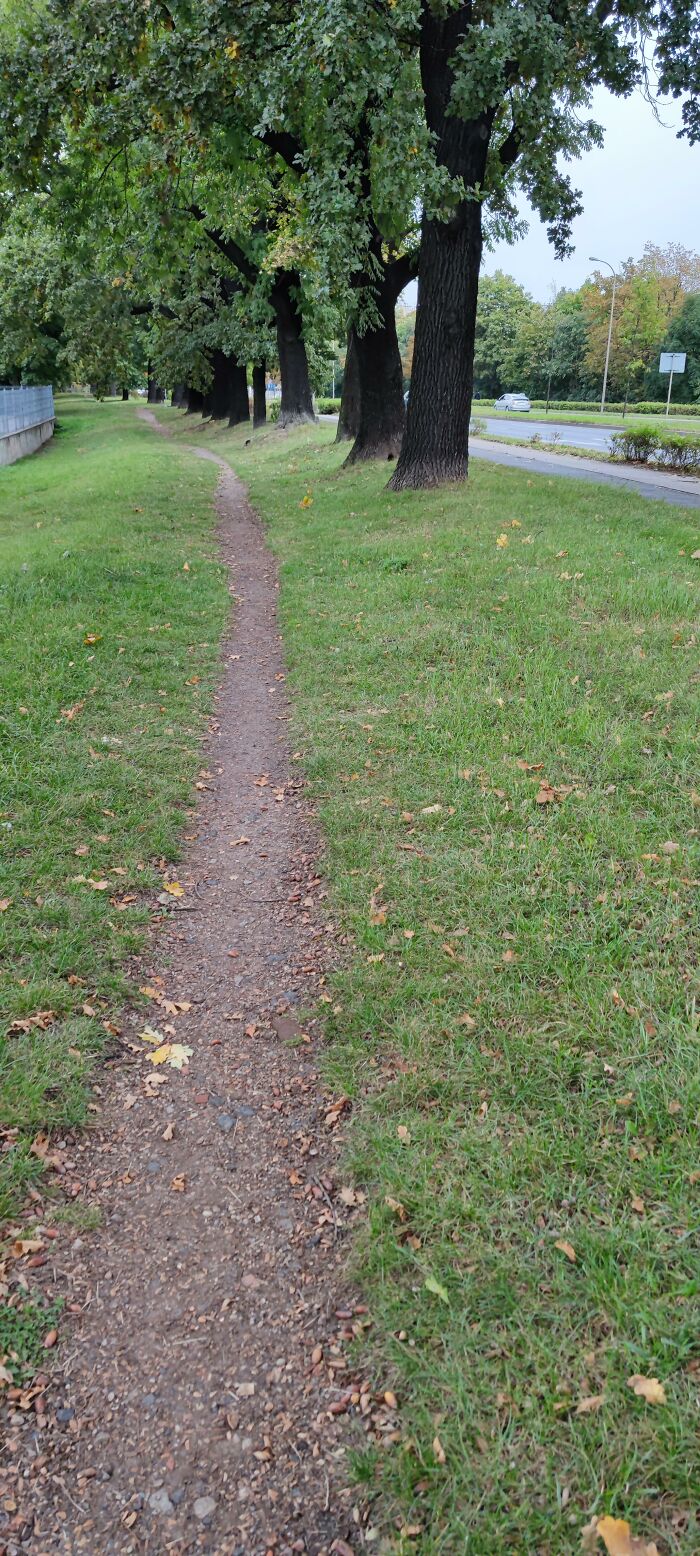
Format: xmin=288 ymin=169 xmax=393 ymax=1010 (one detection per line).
xmin=161 ymin=408 xmax=699 ymax=1555
xmin=0 ymin=399 xmax=226 ymax=1224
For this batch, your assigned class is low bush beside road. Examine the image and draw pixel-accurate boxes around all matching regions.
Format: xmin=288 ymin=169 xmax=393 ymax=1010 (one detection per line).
xmin=610 ymin=425 xmax=700 ymax=473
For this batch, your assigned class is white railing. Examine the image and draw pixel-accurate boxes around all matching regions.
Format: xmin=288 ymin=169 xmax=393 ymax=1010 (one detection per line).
xmin=0 ymin=386 xmax=55 ymax=437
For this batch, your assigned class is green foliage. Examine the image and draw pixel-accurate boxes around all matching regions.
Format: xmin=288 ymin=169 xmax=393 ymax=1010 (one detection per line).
xmin=611 ymin=425 xmax=700 ymax=472
xmin=315 ymin=397 xmax=342 ymax=414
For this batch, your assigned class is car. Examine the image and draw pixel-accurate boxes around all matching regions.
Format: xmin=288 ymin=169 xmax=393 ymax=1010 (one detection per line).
xmin=494 ymin=392 xmax=531 ymax=412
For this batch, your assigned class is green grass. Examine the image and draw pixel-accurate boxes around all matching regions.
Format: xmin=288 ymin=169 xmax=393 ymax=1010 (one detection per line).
xmin=159 ymin=408 xmax=700 ymax=1554
xmin=0 ymin=398 xmax=226 ymax=1220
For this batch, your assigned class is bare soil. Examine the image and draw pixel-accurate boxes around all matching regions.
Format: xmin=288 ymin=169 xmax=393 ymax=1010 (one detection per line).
xmin=0 ymin=421 xmax=362 ymax=1555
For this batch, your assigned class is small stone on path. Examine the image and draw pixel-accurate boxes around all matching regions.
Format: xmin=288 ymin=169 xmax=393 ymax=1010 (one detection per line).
xmin=193 ymin=1495 xmax=217 ymax=1521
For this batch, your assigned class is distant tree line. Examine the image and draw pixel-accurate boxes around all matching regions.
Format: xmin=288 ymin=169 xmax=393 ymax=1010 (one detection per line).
xmin=398 ymin=244 xmax=700 ymax=405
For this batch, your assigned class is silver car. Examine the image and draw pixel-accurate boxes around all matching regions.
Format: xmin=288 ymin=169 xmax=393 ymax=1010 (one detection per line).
xmin=494 ymin=392 xmax=531 ymax=411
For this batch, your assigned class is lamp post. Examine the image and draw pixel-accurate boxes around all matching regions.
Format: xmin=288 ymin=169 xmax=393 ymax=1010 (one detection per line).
xmin=589 ymin=256 xmax=618 ymax=415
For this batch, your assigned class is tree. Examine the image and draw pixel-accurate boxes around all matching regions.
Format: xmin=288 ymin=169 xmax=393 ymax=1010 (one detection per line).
xmin=473 ymin=272 xmax=533 ymax=398
xmin=387 ymin=0 xmax=700 ymax=489
xmin=647 ymin=293 xmax=700 ymax=403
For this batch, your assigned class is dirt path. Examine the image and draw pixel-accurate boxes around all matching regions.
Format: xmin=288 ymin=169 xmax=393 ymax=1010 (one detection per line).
xmin=1 ymin=420 xmax=361 ymax=1555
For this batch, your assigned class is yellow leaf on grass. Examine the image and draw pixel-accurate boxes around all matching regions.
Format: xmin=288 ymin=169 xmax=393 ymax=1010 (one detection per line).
xmin=432 ymin=1434 xmax=446 ymax=1463
xmin=496 ymin=533 xmax=509 ymax=548
xmin=627 ymin=1373 xmax=666 ymax=1405
xmin=555 ymin=1239 xmax=577 ymax=1263
xmin=163 ymin=881 xmax=185 ymax=898
xmin=593 ymin=1515 xmax=660 ymax=1555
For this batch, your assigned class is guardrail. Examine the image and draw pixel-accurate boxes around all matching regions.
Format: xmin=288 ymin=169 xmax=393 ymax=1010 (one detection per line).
xmin=0 ymin=385 xmax=55 ymax=436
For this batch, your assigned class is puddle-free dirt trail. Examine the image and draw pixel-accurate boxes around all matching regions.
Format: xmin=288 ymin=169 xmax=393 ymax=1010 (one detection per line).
xmin=1 ymin=416 xmax=359 ymax=1555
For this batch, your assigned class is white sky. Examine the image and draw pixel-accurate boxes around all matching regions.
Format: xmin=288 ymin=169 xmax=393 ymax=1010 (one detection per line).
xmin=401 ymin=86 xmax=700 ymax=307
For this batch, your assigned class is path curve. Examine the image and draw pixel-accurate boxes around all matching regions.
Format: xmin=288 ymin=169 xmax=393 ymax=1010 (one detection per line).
xmin=1 ymin=413 xmax=359 ymax=1555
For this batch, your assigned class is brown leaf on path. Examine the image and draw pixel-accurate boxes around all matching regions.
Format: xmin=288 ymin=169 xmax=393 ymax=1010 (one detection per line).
xmin=170 ymin=1174 xmax=186 ymax=1193
xmin=554 ymin=1239 xmax=577 ymax=1263
xmin=330 ymin=1541 xmax=355 ymax=1556
xmin=627 ymin=1374 xmax=666 ymax=1404
xmin=162 ymin=1123 xmax=175 ymax=1141
xmin=253 ymin=774 xmax=270 ymax=787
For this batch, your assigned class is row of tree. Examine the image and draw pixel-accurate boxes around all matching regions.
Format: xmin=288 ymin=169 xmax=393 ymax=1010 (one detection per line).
xmin=0 ymin=1 xmax=698 ymax=487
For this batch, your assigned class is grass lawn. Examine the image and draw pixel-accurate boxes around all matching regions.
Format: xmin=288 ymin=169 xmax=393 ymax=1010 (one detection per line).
xmin=161 ymin=407 xmax=700 ymax=1555
xmin=0 ymin=398 xmax=226 ymax=1221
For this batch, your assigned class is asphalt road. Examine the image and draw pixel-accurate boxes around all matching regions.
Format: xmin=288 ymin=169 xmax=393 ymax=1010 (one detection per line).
xmin=469 ymin=437 xmax=700 ymax=509
xmin=482 ymin=415 xmax=619 ymax=451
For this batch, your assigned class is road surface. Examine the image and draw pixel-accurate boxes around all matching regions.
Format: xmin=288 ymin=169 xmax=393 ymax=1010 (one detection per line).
xmin=481 ymin=416 xmax=619 ymax=452
xmin=469 ymin=437 xmax=700 ymax=509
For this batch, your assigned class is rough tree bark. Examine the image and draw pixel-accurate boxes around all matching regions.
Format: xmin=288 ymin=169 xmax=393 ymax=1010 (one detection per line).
xmin=344 ymin=246 xmax=416 ymax=464
xmin=171 ymin=383 xmax=187 ymax=408
xmin=228 ymin=361 xmax=250 ymax=428
xmin=253 ymin=362 xmax=267 ymax=427
xmin=335 ymin=328 xmax=361 ymax=443
xmin=271 ymin=271 xmax=316 ymax=427
xmin=147 ymin=367 xmax=166 ymax=405
xmin=121 ymin=387 xmax=130 ymax=402
xmin=389 ymin=6 xmax=493 ymax=490
xmin=185 ymin=385 xmax=205 ymax=415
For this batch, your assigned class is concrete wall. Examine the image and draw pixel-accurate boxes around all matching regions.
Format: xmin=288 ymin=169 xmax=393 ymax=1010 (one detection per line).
xmin=0 ymin=417 xmax=55 ymax=468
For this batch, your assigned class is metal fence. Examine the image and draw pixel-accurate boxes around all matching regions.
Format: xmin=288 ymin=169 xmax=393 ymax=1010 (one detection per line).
xmin=0 ymin=386 xmax=55 ymax=437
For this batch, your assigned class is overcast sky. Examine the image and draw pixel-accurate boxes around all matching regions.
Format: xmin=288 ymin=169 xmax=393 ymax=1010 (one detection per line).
xmin=401 ymin=86 xmax=700 ymax=307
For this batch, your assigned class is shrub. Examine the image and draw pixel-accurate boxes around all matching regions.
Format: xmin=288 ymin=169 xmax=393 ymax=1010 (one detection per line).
xmin=469 ymin=416 xmax=486 ymax=436
xmin=655 ymin=431 xmax=700 ymax=474
xmin=315 ymin=397 xmax=341 ymax=415
xmin=269 ymin=401 xmax=280 ymax=422
xmin=609 ymin=426 xmax=658 ymax=463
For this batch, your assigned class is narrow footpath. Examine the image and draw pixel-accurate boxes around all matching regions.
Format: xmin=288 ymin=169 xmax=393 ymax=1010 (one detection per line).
xmin=1 ymin=417 xmax=360 ymax=1555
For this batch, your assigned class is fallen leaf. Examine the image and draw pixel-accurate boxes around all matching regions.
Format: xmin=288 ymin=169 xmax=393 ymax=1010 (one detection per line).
xmin=148 ymin=1043 xmax=193 ymax=1069
xmin=83 ymin=633 xmax=101 ymax=645
xmin=536 ymin=782 xmax=559 ymax=805
xmin=576 ymin=1393 xmax=606 ymax=1414
xmin=162 ymin=1122 xmax=175 ymax=1141
xmin=627 ymin=1374 xmax=666 ymax=1405
xmin=88 ymin=879 xmax=111 ymax=891
xmin=456 ymin=1012 xmax=476 ymax=1031
xmin=170 ymin=1174 xmax=186 ymax=1192
xmin=385 ymin=1196 xmax=407 ymax=1221
xmin=661 ymin=840 xmax=679 ymax=855
xmin=139 ymin=1025 xmax=166 ymax=1046
xmin=369 ymin=907 xmax=387 ymax=926
xmin=555 ymin=1239 xmax=577 ymax=1263
xmin=424 ymin=1274 xmax=449 ymax=1305
xmin=229 ymin=835 xmax=250 ymax=847
xmin=163 ymin=881 xmax=185 ymax=898
xmin=397 ymin=1125 xmax=411 ymax=1144
xmin=0 ymin=899 xmax=12 ymax=912
xmin=592 ymin=1514 xmax=660 ymax=1555
xmin=630 ymin=1195 xmax=645 ymax=1215
xmin=496 ymin=533 xmax=509 ymax=548
xmin=432 ymin=1434 xmax=446 ymax=1463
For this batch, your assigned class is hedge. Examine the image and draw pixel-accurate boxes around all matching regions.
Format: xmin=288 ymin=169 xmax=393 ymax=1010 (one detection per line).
xmin=610 ymin=425 xmax=700 ymax=474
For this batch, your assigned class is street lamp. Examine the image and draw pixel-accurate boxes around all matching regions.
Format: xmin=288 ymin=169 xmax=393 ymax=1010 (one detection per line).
xmin=589 ymin=256 xmax=618 ymax=415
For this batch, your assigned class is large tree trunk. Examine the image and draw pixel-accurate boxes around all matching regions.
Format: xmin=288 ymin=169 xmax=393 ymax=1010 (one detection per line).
xmin=336 ymin=328 xmax=361 ymax=443
xmin=345 ymin=286 xmax=405 ymax=464
xmin=272 ymin=272 xmax=316 ymax=427
xmin=147 ymin=366 xmax=165 ymax=405
xmin=171 ymin=382 xmax=187 ymax=408
xmin=121 ymin=387 xmax=129 ymax=402
xmin=185 ymin=385 xmax=205 ymax=415
xmin=253 ymin=362 xmax=267 ymax=427
xmin=389 ymin=5 xmax=492 ymax=490
xmin=228 ymin=361 xmax=250 ymax=428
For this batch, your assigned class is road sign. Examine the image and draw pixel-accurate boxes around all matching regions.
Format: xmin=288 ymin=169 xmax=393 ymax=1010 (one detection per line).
xmin=659 ymin=352 xmax=687 ymax=415
xmin=659 ymin=352 xmax=686 ymax=374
